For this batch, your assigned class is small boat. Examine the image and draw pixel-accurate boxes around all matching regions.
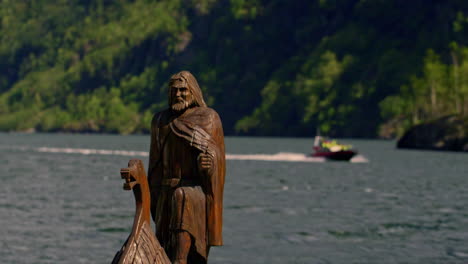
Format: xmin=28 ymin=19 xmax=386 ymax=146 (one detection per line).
xmin=311 ymin=135 xmax=357 ymax=161
xmin=112 ymin=159 xmax=170 ymax=264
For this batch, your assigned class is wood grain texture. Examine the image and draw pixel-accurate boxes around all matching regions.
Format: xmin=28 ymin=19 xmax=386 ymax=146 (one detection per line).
xmin=112 ymin=160 xmax=170 ymax=264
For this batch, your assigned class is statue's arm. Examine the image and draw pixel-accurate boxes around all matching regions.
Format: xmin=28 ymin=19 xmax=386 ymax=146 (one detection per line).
xmin=148 ymin=113 xmax=162 ymax=221
xmin=198 ymin=110 xmax=225 ymax=186
xmin=202 ymin=109 xmax=226 ymax=246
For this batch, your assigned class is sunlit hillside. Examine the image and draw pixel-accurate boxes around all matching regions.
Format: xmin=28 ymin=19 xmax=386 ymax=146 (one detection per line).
xmin=0 ymin=0 xmax=467 ymax=137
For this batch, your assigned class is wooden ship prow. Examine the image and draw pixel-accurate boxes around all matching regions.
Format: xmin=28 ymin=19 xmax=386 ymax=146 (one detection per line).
xmin=112 ymin=159 xmax=170 ymax=264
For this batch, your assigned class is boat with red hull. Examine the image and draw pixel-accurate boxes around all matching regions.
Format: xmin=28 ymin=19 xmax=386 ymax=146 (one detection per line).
xmin=312 ymin=147 xmax=357 ymax=161
xmin=311 ymin=136 xmax=357 ymax=161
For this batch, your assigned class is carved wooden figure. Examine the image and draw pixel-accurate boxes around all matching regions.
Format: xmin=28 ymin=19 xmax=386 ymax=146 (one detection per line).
xmin=148 ymin=71 xmax=226 ymax=264
xmin=112 ymin=159 xmax=171 ymax=264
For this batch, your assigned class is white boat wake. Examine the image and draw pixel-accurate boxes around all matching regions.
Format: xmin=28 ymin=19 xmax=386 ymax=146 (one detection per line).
xmin=31 ymin=147 xmax=368 ymax=163
xmin=226 ymin=152 xmax=325 ymax=162
xmin=227 ymin=152 xmax=368 ymax=163
xmin=36 ymin=147 xmax=148 ymax=157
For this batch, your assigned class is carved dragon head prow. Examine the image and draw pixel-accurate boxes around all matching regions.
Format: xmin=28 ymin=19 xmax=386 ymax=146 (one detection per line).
xmin=119 ymin=159 xmax=151 ymax=224
xmin=121 ymin=159 xmax=143 ymax=190
xmin=112 ymin=159 xmax=171 ymax=264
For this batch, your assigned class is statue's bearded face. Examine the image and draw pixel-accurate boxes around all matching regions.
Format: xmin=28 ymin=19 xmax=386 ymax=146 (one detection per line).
xmin=170 ymin=84 xmax=193 ymax=112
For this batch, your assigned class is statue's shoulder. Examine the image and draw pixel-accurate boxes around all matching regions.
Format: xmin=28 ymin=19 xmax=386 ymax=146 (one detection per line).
xmin=192 ymin=106 xmax=221 ymax=120
xmin=190 ymin=107 xmax=223 ymax=133
xmin=206 ymin=107 xmax=222 ymax=125
xmin=151 ymin=109 xmax=171 ymax=127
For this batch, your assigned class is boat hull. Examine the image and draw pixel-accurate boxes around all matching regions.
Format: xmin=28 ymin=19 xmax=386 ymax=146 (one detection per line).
xmin=312 ymin=150 xmax=357 ymax=161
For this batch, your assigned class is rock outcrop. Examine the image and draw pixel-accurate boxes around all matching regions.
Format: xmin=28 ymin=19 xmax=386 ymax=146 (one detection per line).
xmin=397 ymin=115 xmax=468 ymax=152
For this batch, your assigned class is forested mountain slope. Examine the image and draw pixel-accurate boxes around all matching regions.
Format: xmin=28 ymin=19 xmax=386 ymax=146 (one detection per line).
xmin=1 ymin=0 xmax=467 ymax=137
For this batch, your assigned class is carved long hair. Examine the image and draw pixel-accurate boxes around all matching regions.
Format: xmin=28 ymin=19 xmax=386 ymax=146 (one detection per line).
xmin=168 ymin=71 xmax=207 ymax=108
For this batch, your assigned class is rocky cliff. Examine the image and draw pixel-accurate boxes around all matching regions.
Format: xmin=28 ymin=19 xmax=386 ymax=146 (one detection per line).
xmin=397 ymin=115 xmax=468 ymax=152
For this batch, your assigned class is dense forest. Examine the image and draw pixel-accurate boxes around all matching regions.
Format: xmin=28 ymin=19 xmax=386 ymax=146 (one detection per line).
xmin=0 ymin=0 xmax=467 ymax=137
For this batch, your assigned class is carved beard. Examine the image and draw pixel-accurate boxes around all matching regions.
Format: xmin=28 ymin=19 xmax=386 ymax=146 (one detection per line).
xmin=171 ymin=96 xmax=194 ymax=113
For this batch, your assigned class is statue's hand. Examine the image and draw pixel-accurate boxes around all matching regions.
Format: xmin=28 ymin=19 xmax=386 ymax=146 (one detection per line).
xmin=198 ymin=153 xmax=213 ymax=173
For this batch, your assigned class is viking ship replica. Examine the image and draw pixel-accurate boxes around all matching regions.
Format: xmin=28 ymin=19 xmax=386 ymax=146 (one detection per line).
xmin=112 ymin=159 xmax=171 ymax=264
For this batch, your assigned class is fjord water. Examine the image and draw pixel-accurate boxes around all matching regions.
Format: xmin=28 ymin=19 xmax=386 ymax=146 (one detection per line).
xmin=1 ymin=133 xmax=467 ymax=264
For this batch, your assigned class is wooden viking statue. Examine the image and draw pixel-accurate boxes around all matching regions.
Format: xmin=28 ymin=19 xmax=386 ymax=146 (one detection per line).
xmin=147 ymin=71 xmax=226 ymax=264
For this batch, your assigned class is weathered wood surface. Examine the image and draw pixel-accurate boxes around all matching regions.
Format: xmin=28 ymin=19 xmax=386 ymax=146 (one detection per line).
xmin=112 ymin=159 xmax=170 ymax=264
xmin=147 ymin=71 xmax=226 ymax=262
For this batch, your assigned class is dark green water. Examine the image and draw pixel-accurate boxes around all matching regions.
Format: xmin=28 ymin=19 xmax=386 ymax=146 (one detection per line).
xmin=1 ymin=133 xmax=467 ymax=263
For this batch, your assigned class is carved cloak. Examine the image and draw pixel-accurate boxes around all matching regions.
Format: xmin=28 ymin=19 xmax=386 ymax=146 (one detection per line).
xmin=148 ymin=106 xmax=225 ymax=246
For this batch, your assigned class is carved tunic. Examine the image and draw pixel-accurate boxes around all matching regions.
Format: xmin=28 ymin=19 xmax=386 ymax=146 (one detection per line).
xmin=148 ymin=106 xmax=225 ymax=259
